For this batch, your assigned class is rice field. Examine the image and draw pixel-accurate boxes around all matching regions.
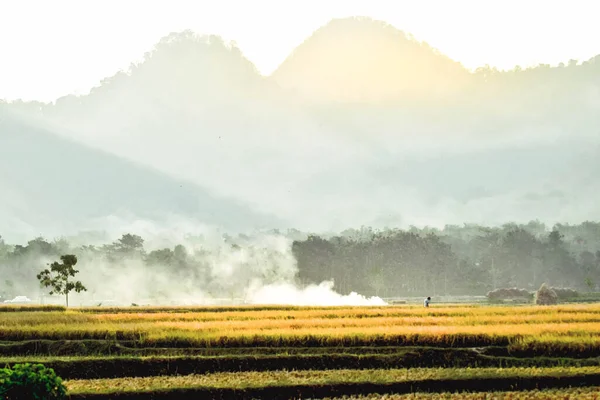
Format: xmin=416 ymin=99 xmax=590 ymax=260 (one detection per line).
xmin=3 ymin=303 xmax=600 ymax=398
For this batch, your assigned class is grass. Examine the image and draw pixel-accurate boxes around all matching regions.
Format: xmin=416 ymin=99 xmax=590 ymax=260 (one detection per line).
xmin=64 ymin=367 xmax=600 ymax=394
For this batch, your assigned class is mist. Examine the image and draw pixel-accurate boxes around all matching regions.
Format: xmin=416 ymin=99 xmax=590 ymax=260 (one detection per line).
xmin=3 ymin=19 xmax=599 ymax=237
xmin=2 ymin=219 xmax=600 ymax=305
xmin=2 ymin=17 xmax=600 ymax=304
xmin=0 ymin=221 xmax=387 ymax=306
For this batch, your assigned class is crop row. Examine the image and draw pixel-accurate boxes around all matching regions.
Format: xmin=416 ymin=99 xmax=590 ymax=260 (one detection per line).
xmin=3 ymin=338 xmax=600 ymax=359
xmin=4 ymin=306 xmax=600 ymax=341
xmin=0 ymin=304 xmax=473 ymax=314
xmin=3 ymin=333 xmax=600 ymax=358
xmin=66 ymin=366 xmax=600 ymax=390
xmin=64 ymin=367 xmax=600 ymax=399
xmin=6 ymin=349 xmax=600 ymax=379
xmin=6 ymin=303 xmax=600 ymax=320
xmin=4 ymin=323 xmax=600 ymax=348
xmin=0 ymin=328 xmax=520 ymax=346
xmin=4 ymin=334 xmax=600 ymax=359
xmin=6 ymin=311 xmax=600 ymax=327
xmin=2 ymin=340 xmax=488 ymax=357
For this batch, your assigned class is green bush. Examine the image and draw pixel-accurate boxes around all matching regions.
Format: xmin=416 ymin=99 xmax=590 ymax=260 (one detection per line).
xmin=0 ymin=363 xmax=66 ymax=400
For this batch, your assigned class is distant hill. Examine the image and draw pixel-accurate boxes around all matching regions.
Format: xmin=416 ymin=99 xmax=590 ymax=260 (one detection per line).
xmin=32 ymin=31 xmax=335 ymax=220
xmin=43 ymin=31 xmax=273 ymax=142
xmin=271 ymin=17 xmax=471 ymax=103
xmin=3 ymin=20 xmax=600 ymax=233
xmin=0 ymin=107 xmax=281 ymax=241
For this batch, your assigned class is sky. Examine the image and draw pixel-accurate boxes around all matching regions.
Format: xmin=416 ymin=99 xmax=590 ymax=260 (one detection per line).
xmin=1 ymin=0 xmax=599 ymax=102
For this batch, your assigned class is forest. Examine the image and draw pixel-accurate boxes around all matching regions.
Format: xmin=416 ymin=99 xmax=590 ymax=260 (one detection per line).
xmin=294 ymin=221 xmax=600 ymax=297
xmin=1 ymin=220 xmax=599 ymax=303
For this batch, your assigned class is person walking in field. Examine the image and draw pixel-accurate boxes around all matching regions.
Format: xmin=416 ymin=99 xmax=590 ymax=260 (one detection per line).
xmin=424 ymin=296 xmax=431 ymax=307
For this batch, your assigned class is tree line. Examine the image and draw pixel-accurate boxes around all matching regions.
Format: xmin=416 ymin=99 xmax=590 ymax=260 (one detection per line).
xmin=1 ymin=221 xmax=600 ymax=302
xmin=293 ymin=221 xmax=600 ymax=297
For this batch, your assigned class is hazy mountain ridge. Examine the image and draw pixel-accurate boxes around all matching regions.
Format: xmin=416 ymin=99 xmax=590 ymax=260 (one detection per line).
xmin=272 ymin=17 xmax=471 ymax=104
xmin=2 ymin=16 xmax=600 ymax=235
xmin=0 ymin=107 xmax=282 ymax=242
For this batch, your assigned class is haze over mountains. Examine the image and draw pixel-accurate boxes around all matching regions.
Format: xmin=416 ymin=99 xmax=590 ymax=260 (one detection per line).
xmin=2 ymin=17 xmax=600 ymax=242
xmin=0 ymin=109 xmax=281 ymax=240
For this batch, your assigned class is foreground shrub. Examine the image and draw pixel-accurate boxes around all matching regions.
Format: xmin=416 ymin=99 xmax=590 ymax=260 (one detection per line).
xmin=0 ymin=363 xmax=66 ymax=400
xmin=534 ymin=283 xmax=558 ymax=305
xmin=487 ymin=287 xmax=531 ymax=300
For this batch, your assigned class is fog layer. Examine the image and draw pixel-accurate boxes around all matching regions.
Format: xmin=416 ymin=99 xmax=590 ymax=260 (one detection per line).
xmin=3 ymin=18 xmax=600 ymax=238
xmin=1 ymin=17 xmax=600 ymax=305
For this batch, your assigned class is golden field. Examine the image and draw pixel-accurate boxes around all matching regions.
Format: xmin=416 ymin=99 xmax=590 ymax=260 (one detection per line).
xmin=4 ymin=304 xmax=600 ymax=398
xmin=2 ymin=304 xmax=600 ymax=349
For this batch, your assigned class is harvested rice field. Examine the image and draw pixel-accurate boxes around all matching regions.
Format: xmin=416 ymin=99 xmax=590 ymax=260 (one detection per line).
xmin=2 ymin=304 xmax=600 ymax=399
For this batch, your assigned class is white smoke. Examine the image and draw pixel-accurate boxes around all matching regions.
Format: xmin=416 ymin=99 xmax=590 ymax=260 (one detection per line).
xmin=245 ymin=280 xmax=387 ymax=306
xmin=53 ymin=217 xmax=387 ymax=307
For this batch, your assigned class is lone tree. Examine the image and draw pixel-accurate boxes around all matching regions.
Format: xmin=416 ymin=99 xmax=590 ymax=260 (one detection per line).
xmin=37 ymin=255 xmax=87 ymax=307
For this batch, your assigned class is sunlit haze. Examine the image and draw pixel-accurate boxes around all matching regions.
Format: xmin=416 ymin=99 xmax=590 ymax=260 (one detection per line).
xmin=2 ymin=0 xmax=600 ymax=309
xmin=3 ymin=5 xmax=600 ymax=397
xmin=1 ymin=0 xmax=599 ymax=101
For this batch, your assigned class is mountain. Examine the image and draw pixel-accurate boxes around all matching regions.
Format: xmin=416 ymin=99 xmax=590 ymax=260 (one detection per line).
xmin=271 ymin=17 xmax=471 ymax=104
xmin=32 ymin=31 xmax=344 ymax=220
xmin=0 ymin=106 xmax=282 ymax=241
xmin=3 ymin=19 xmax=600 ymax=233
xmin=271 ymin=17 xmax=600 ymax=143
